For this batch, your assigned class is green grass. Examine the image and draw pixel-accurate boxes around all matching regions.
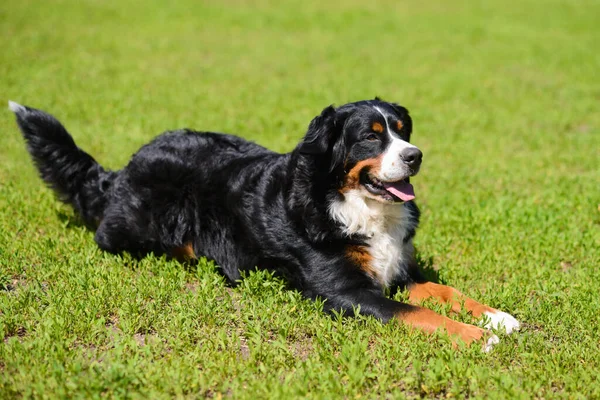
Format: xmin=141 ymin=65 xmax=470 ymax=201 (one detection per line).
xmin=1 ymin=0 xmax=599 ymax=398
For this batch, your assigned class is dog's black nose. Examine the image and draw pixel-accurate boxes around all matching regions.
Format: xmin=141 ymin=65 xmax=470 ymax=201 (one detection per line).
xmin=400 ymin=147 xmax=423 ymax=168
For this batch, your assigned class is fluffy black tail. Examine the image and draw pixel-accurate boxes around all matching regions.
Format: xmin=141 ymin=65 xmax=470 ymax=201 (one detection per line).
xmin=9 ymin=101 xmax=116 ymax=226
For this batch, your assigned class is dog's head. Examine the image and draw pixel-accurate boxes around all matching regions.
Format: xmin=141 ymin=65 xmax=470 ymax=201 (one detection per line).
xmin=298 ymin=99 xmax=422 ymax=204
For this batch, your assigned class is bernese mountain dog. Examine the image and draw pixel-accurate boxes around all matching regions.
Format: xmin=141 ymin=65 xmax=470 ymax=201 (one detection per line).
xmin=9 ymin=99 xmax=519 ymax=350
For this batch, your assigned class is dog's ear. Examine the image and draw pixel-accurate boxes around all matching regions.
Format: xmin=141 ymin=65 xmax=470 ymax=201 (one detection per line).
xmin=298 ymin=105 xmax=338 ymax=155
xmin=328 ymin=128 xmax=347 ymax=174
xmin=388 ymin=102 xmax=413 ymax=134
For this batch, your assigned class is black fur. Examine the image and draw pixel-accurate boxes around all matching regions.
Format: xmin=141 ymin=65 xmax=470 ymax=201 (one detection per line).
xmin=12 ymin=105 xmax=117 ymax=226
xmin=12 ymin=99 xmax=426 ymax=322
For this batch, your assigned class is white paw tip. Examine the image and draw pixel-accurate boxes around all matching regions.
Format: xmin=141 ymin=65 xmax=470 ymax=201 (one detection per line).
xmin=482 ymin=310 xmax=521 ymax=334
xmin=8 ymin=100 xmax=26 ymax=114
xmin=484 ymin=334 xmax=500 ymax=352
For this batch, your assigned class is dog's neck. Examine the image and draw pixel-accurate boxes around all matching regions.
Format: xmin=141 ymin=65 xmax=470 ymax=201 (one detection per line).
xmin=328 ymin=189 xmax=415 ymax=238
xmin=328 ymin=190 xmax=418 ymax=287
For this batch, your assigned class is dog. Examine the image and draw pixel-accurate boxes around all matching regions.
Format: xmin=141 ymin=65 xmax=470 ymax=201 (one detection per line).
xmin=9 ymin=99 xmax=519 ymax=350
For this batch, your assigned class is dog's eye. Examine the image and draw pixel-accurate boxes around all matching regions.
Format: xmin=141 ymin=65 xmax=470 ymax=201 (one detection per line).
xmin=366 ymin=134 xmax=379 ymax=141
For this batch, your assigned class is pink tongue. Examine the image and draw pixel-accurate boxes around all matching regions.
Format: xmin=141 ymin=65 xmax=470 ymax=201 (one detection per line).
xmin=382 ymin=181 xmax=415 ymax=201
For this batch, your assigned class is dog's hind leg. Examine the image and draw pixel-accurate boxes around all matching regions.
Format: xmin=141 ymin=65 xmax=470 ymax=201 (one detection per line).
xmin=171 ymin=242 xmax=196 ymax=262
xmin=94 ymin=212 xmax=161 ymax=257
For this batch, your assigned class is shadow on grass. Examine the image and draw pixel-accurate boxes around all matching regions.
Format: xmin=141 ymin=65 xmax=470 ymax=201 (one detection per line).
xmin=56 ymin=210 xmax=89 ymax=229
xmin=414 ymin=252 xmax=444 ymax=284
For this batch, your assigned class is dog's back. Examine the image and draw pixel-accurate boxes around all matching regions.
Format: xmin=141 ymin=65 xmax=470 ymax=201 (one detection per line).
xmin=10 ymin=101 xmax=284 ymax=268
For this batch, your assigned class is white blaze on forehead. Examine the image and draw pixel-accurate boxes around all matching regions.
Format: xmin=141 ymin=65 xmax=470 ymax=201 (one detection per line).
xmin=373 ymin=107 xmax=418 ymax=181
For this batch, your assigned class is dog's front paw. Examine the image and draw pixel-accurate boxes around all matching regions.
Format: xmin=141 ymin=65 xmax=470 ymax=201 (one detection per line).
xmin=484 ymin=334 xmax=500 ymax=353
xmin=452 ymin=323 xmax=500 ymax=352
xmin=481 ymin=310 xmax=520 ymax=334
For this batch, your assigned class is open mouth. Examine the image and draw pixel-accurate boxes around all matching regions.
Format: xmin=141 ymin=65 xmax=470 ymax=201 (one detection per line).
xmin=360 ymin=171 xmax=415 ymax=203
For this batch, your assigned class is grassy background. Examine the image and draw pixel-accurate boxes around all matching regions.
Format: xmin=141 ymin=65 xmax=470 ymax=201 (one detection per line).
xmin=1 ymin=0 xmax=599 ymax=398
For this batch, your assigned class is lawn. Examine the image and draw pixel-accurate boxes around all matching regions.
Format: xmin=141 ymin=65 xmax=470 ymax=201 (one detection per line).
xmin=1 ymin=0 xmax=599 ymax=398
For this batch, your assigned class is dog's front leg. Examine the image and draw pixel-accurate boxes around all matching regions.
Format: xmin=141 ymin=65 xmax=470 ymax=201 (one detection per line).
xmin=317 ymin=286 xmax=498 ymax=350
xmin=406 ymin=282 xmax=520 ymax=334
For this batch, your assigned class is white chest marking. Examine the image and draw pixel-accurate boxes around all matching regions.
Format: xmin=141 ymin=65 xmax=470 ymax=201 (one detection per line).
xmin=328 ymin=190 xmax=417 ymax=287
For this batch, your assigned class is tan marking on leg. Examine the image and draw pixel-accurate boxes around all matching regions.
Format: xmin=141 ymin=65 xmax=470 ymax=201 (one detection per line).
xmin=172 ymin=242 xmax=196 ymax=262
xmin=397 ymin=306 xmax=488 ymax=346
xmin=407 ymin=282 xmax=494 ymax=317
xmin=346 ymin=245 xmax=375 ymax=278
